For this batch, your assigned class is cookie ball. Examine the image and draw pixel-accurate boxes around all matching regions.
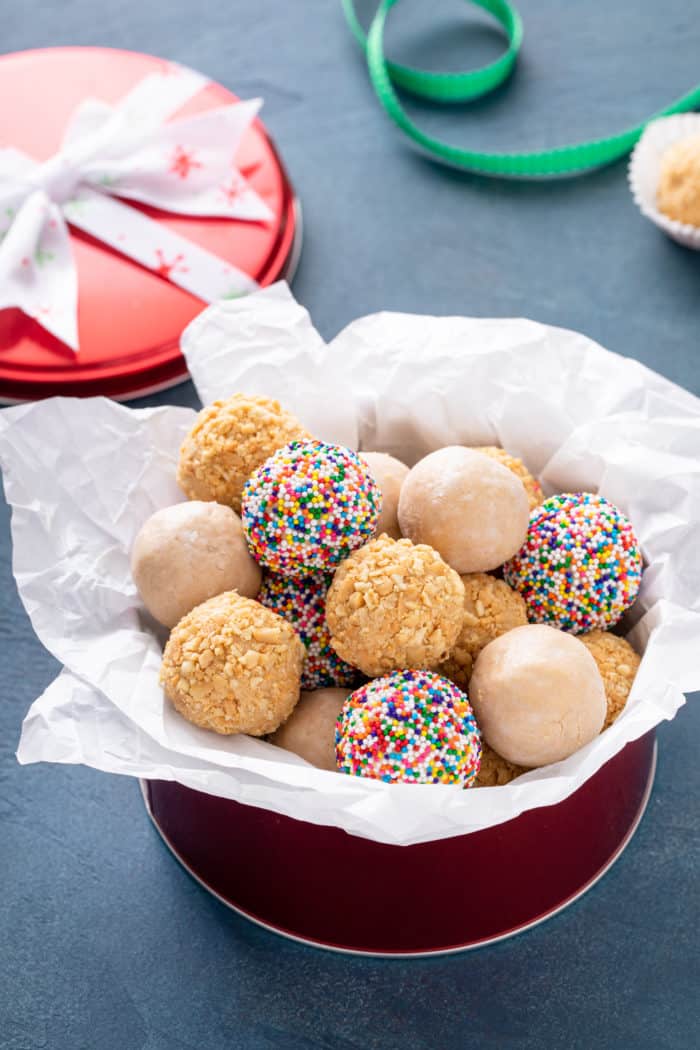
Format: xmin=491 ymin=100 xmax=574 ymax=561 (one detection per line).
xmin=504 ymin=493 xmax=643 ymax=633
xmin=160 ymin=591 xmax=304 ymax=735
xmin=657 ymin=135 xmax=700 ymax=228
xmin=472 ymin=446 xmax=543 ymax=510
xmin=326 ymin=535 xmax=465 ymax=677
xmin=242 ymin=440 xmax=381 ymax=576
xmin=259 ymin=572 xmax=360 ymax=690
xmin=131 ymin=501 xmax=261 ymax=628
xmin=360 ymin=451 xmax=409 ymax=539
xmin=268 ymin=688 xmax=349 ymax=771
xmin=580 ymin=630 xmax=641 ymax=730
xmin=470 ymin=624 xmax=606 ymax=767
xmin=474 ymin=742 xmax=526 ymax=788
xmin=398 ymin=446 xmax=530 ymax=574
xmin=335 ymin=670 xmax=481 ymax=786
xmin=177 ymin=394 xmax=311 ymax=512
xmin=439 ymin=573 xmax=528 ymax=689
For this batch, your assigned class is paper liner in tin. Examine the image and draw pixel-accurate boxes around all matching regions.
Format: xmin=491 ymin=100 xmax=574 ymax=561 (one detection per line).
xmin=1 ymin=284 xmax=699 ymax=846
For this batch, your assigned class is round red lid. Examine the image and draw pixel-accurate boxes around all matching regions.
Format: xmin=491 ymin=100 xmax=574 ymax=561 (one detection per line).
xmin=0 ymin=47 xmax=300 ymax=402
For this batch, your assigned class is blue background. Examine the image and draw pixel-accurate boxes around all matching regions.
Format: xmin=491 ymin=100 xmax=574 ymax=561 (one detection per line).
xmin=1 ymin=2 xmax=699 ymax=1047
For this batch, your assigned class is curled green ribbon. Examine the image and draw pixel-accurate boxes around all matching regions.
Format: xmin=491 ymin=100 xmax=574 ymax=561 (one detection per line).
xmin=343 ymin=0 xmax=700 ymax=177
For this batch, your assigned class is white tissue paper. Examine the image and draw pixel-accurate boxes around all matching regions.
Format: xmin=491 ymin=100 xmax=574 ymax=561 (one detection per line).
xmin=1 ymin=282 xmax=699 ymax=846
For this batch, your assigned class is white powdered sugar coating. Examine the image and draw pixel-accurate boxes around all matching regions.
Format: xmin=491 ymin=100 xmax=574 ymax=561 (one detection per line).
xmin=131 ymin=501 xmax=261 ymax=627
xmin=397 ymin=446 xmax=530 ymax=573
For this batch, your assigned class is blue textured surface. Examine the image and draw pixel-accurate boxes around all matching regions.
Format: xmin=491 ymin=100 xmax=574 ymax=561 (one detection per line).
xmin=1 ymin=2 xmax=699 ymax=1047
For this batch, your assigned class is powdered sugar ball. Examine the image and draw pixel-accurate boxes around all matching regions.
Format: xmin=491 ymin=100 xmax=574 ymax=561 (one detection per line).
xmin=268 ymin=688 xmax=350 ymax=771
xmin=360 ymin=451 xmax=409 ymax=539
xmin=471 ymin=446 xmax=544 ymax=511
xmin=398 ymin=446 xmax=530 ymax=574
xmin=470 ymin=624 xmax=606 ymax=767
xmin=131 ymin=501 xmax=261 ymax=628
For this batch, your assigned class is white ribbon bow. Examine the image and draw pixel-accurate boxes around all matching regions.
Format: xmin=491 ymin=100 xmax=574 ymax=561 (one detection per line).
xmin=0 ymin=64 xmax=272 ymax=350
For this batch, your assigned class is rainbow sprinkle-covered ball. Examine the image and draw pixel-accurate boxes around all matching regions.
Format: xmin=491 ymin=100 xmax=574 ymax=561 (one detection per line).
xmin=259 ymin=571 xmax=361 ymax=690
xmin=242 ymin=441 xmax=381 ymax=575
xmin=503 ymin=493 xmax=643 ymax=633
xmin=335 ymin=670 xmax=481 ymax=787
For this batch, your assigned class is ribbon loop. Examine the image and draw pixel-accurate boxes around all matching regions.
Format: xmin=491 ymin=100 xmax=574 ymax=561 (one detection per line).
xmin=0 ymin=65 xmax=269 ymax=351
xmin=28 ymin=154 xmax=80 ymax=204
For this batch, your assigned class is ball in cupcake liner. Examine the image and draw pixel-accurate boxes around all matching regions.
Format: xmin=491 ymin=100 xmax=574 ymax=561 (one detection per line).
xmin=335 ymin=669 xmax=481 ymax=787
xmin=259 ymin=571 xmax=361 ymax=690
xmin=503 ymin=493 xmax=643 ymax=633
xmin=242 ymin=440 xmax=381 ymax=575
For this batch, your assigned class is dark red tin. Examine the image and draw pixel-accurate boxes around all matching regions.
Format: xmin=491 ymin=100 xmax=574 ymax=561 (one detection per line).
xmin=143 ymin=731 xmax=656 ymax=956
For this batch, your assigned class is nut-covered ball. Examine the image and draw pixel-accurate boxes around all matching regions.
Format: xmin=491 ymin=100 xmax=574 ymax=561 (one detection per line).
xmin=242 ymin=441 xmax=381 ymax=576
xmin=326 ymin=534 xmax=465 ymax=677
xmin=657 ymin=135 xmax=700 ymax=228
xmin=472 ymin=446 xmax=543 ymax=511
xmin=470 ymin=624 xmax=606 ymax=767
xmin=131 ymin=501 xmax=261 ymax=628
xmin=360 ymin=451 xmax=409 ymax=539
xmin=439 ymin=573 xmax=528 ymax=689
xmin=398 ymin=446 xmax=530 ymax=574
xmin=160 ymin=591 xmax=304 ymax=735
xmin=474 ymin=742 xmax=526 ymax=788
xmin=580 ymin=630 xmax=641 ymax=730
xmin=268 ymin=687 xmax=350 ymax=771
xmin=177 ymin=394 xmax=311 ymax=512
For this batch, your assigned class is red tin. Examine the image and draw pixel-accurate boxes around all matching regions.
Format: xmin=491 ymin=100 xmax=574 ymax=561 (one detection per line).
xmin=143 ymin=731 xmax=656 ymax=956
xmin=0 ymin=47 xmax=300 ymax=403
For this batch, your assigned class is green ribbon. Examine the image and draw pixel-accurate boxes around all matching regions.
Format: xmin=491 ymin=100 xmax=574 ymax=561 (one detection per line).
xmin=343 ymin=0 xmax=700 ymax=177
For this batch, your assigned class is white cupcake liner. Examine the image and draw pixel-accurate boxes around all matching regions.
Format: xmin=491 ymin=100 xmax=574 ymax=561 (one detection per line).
xmin=628 ymin=113 xmax=700 ymax=250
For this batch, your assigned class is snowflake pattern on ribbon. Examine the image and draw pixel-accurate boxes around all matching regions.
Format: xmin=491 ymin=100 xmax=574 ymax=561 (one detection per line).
xmin=169 ymin=146 xmax=204 ymax=180
xmin=220 ymin=172 xmax=249 ymax=206
xmin=153 ymin=249 xmax=189 ymax=279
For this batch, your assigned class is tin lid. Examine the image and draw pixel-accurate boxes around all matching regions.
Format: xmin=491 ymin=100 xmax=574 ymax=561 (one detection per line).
xmin=0 ymin=47 xmax=300 ymax=403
